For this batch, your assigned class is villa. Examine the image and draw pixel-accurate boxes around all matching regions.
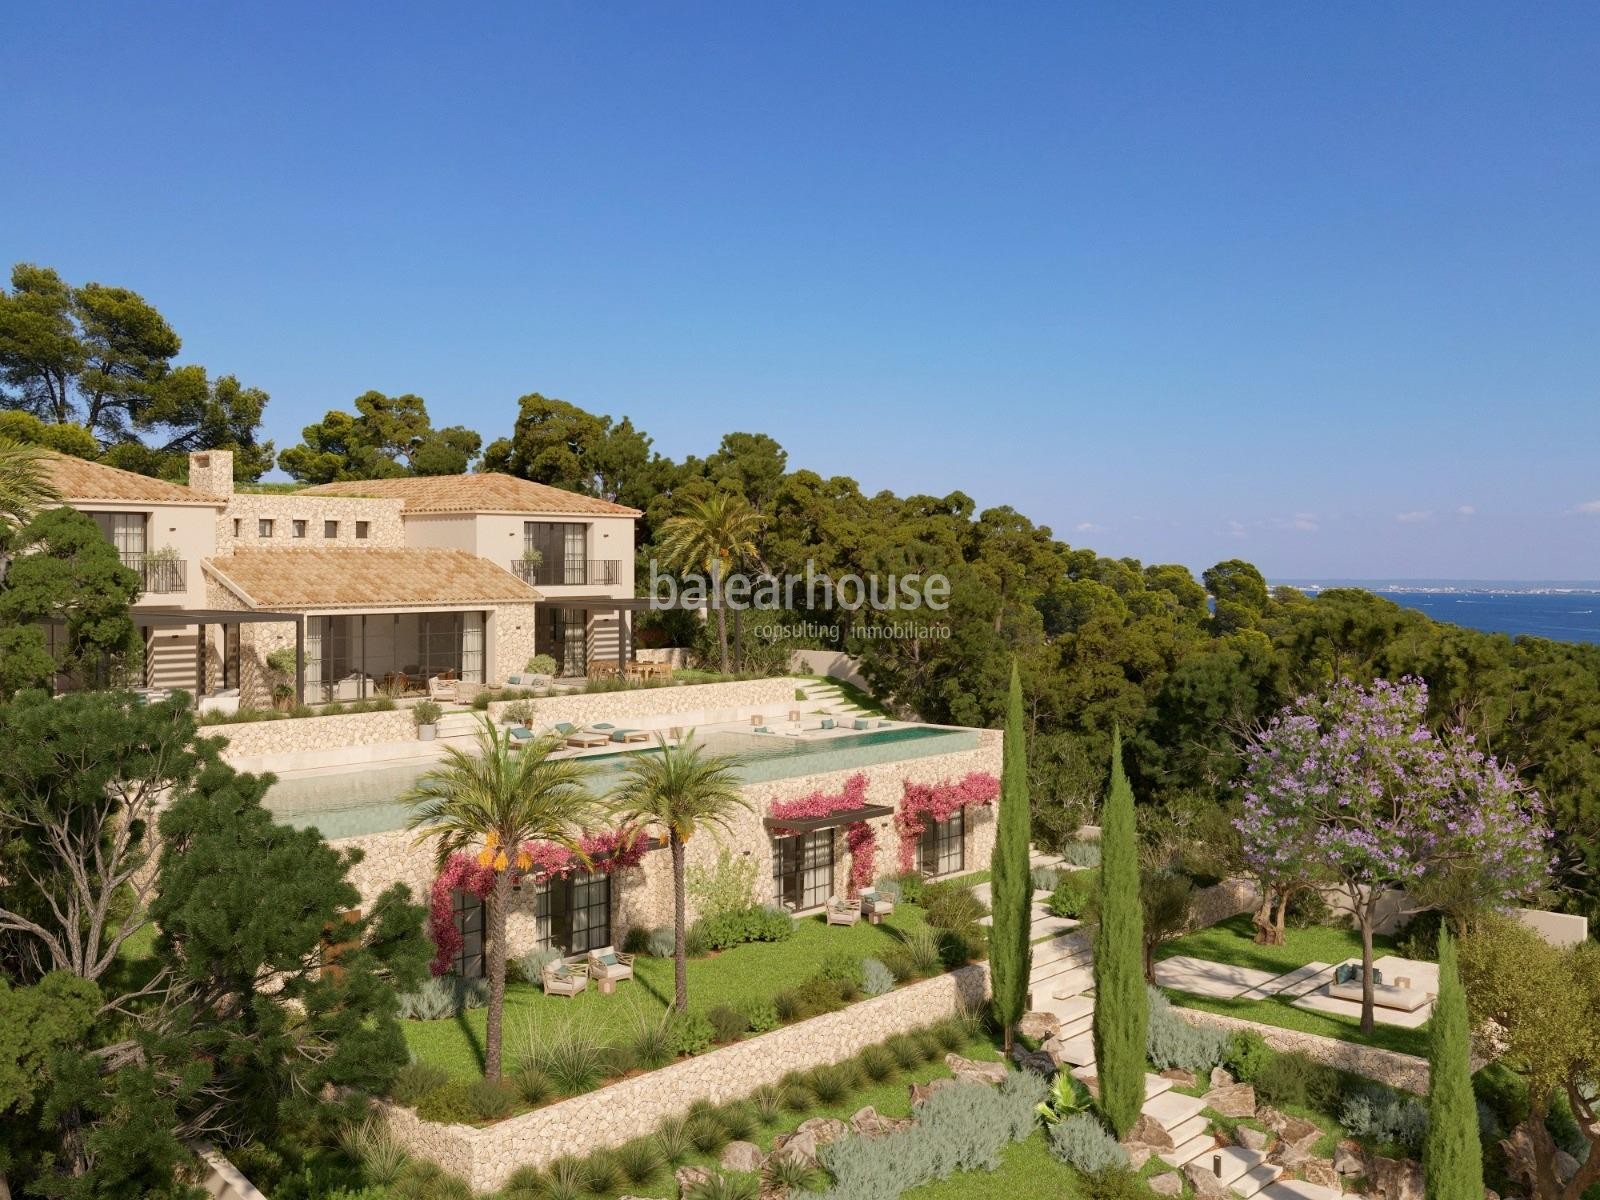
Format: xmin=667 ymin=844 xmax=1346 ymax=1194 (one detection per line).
xmin=41 ymin=449 xmax=640 ymax=707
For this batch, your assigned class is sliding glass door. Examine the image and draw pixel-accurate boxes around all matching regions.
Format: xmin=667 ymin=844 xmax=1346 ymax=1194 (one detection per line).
xmin=773 ymin=831 xmax=835 ymax=911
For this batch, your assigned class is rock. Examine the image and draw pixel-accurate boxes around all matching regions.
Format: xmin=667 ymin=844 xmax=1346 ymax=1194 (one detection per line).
xmin=720 ymin=1142 xmax=765 ymax=1173
xmin=1333 ymin=1142 xmax=1365 ymax=1176
xmin=1366 ymin=1155 xmax=1424 ymax=1200
xmin=909 ymin=1078 xmax=956 ymax=1108
xmin=1074 ymin=1071 xmax=1101 ymax=1100
xmin=849 ymin=1106 xmax=911 ymax=1138
xmin=1148 ymin=1172 xmax=1184 ymax=1197
xmin=1184 ymin=1158 xmax=1232 ymax=1200
xmin=1124 ymin=1144 xmax=1152 ymax=1170
xmin=1202 ymin=1082 xmax=1257 ymax=1118
xmin=945 ymin=1053 xmax=1008 ymax=1087
xmin=770 ymin=1130 xmax=818 ymax=1168
xmin=794 ymin=1117 xmax=848 ymax=1146
xmin=1272 ymin=1140 xmax=1312 ymax=1174
xmin=1160 ymin=1067 xmax=1198 ymax=1088
xmin=1259 ymin=1106 xmax=1321 ymax=1149
xmin=1018 ymin=1011 xmax=1061 ymax=1042
xmin=1235 ymin=1126 xmax=1270 ymax=1152
xmin=1210 ymin=1066 xmax=1235 ymax=1089
xmin=1012 ymin=1046 xmax=1057 ymax=1076
xmin=675 ymin=1166 xmax=713 ymax=1194
xmin=1125 ymin=1114 xmax=1176 ymax=1152
xmin=1302 ymin=1159 xmax=1340 ymax=1189
xmin=1557 ymin=1150 xmax=1581 ymax=1184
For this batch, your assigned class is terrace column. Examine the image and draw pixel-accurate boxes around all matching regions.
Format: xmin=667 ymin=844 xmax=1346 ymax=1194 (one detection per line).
xmin=295 ymin=617 xmax=306 ymax=706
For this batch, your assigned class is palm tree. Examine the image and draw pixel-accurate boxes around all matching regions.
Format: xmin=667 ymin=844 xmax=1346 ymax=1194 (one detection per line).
xmin=608 ymin=734 xmax=750 ymax=1012
xmin=657 ymin=491 xmax=764 ymax=674
xmin=404 ymin=720 xmax=604 ymax=1081
xmin=0 ymin=438 xmax=60 ymax=533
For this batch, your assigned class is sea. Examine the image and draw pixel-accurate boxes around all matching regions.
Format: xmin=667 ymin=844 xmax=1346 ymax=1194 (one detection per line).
xmin=1275 ymin=581 xmax=1600 ymax=645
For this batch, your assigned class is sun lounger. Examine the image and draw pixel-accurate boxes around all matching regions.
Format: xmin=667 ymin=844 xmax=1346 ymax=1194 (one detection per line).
xmin=1326 ymin=980 xmax=1431 ymax=1012
xmin=609 ymin=729 xmax=652 ymax=743
xmin=566 ymin=731 xmax=611 ymax=748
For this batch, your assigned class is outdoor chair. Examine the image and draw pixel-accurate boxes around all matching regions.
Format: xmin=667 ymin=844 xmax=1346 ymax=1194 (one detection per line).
xmin=587 ymin=946 xmax=635 ymax=985
xmin=542 ymin=960 xmax=589 ymax=997
xmin=859 ymin=889 xmax=895 ymax=922
xmin=427 ymin=675 xmax=459 ymax=702
xmin=826 ymin=897 xmax=862 ymax=927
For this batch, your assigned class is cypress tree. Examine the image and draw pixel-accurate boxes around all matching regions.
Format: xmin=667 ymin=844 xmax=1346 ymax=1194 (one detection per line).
xmin=1092 ymin=725 xmax=1148 ymax=1137
xmin=1424 ymin=929 xmax=1483 ymax=1200
xmin=990 ymin=659 xmax=1032 ymax=1052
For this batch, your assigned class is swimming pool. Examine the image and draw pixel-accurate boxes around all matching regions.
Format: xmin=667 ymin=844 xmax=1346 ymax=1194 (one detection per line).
xmin=262 ymin=724 xmax=981 ymax=839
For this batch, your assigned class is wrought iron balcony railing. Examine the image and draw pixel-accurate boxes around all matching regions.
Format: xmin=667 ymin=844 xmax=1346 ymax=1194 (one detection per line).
xmin=510 ymin=559 xmax=621 ymax=587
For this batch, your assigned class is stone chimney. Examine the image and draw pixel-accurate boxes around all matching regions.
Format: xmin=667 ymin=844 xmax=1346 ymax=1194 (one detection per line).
xmin=188 ymin=450 xmax=235 ymax=499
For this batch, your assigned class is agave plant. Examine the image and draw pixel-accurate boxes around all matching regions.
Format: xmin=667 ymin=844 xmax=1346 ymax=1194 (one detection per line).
xmin=1035 ymin=1071 xmax=1093 ymax=1125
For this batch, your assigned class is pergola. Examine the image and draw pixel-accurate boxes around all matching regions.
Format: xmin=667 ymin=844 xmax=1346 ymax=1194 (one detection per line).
xmin=555 ymin=594 xmax=703 ymax=673
xmin=132 ymin=607 xmax=307 ymax=701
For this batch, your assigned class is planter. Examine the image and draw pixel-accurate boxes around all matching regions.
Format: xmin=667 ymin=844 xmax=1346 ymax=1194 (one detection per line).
xmin=417 ymin=725 xmax=437 ymax=741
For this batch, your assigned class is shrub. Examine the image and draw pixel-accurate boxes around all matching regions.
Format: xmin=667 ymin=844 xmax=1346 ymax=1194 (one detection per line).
xmin=872 ymin=876 xmax=902 ymax=902
xmin=891 ymin=871 xmax=925 ymax=904
xmin=1081 ymin=1169 xmax=1154 ymax=1200
xmin=719 ymin=1100 xmax=759 ymax=1141
xmin=617 ymin=1138 xmax=661 ymax=1187
xmin=1341 ymin=1085 xmax=1429 ymax=1155
xmin=654 ymin=1115 xmax=692 ymax=1166
xmin=502 ymin=699 xmax=537 ymax=727
xmin=600 ymin=1042 xmax=638 ymax=1078
xmin=388 ymin=1061 xmax=450 ymax=1105
xmin=520 ymin=1013 xmax=609 ymax=1095
xmin=1226 ymin=1029 xmax=1273 ymax=1082
xmin=510 ymin=1065 xmax=553 ymax=1107
xmin=1047 ymin=1112 xmax=1131 ymax=1174
xmin=1285 ymin=888 xmax=1335 ymax=930
xmin=1059 ymin=841 xmax=1102 ymax=869
xmin=859 ymin=1044 xmax=897 ymax=1082
xmin=470 ymin=690 xmax=492 ymax=711
xmin=1047 ymin=870 xmax=1097 ymax=919
xmin=683 ymin=1172 xmax=759 ymax=1200
xmin=1396 ymin=909 xmax=1443 ymax=962
xmin=860 ymin=957 xmax=895 ymax=998
xmin=740 ymin=997 xmax=781 ymax=1033
xmin=412 ymin=700 xmax=443 ymax=728
xmin=526 ymin=654 xmax=559 ymax=675
xmin=1031 ymin=866 xmax=1062 ymax=892
xmin=922 ymin=880 xmax=988 ymax=930
xmin=413 ymin=1081 xmax=475 ymax=1124
xmin=939 ymin=923 xmax=987 ymax=967
xmin=708 ymin=1004 xmax=749 ymax=1043
xmin=819 ymin=951 xmax=866 ymax=991
xmin=519 ymin=946 xmax=563 ymax=986
xmin=395 ymin=975 xmax=488 ymax=1020
xmin=687 ymin=845 xmax=761 ymax=916
xmin=622 ymin=925 xmax=651 ymax=954
xmin=1146 ymin=987 xmax=1231 ymax=1072
xmin=1254 ymin=1050 xmax=1343 ymax=1111
xmin=794 ymin=974 xmax=850 ymax=1016
xmin=582 ymin=1148 xmax=624 ymax=1195
xmin=687 ymin=1111 xmax=729 ymax=1153
xmin=669 ymin=1010 xmax=716 ymax=1057
xmin=692 ymin=904 xmax=797 ymax=951
xmin=624 ymin=1005 xmax=676 ymax=1069
xmin=646 ymin=926 xmax=676 ymax=958
xmin=465 ymin=1079 xmax=517 ymax=1122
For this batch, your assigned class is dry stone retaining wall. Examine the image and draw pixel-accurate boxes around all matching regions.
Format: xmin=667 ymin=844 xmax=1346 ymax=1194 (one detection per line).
xmin=1172 ymin=1006 xmax=1429 ymax=1093
xmin=381 ymin=964 xmax=990 ymax=1192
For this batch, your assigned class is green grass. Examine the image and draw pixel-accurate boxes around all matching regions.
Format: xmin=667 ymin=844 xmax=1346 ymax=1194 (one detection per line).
xmin=403 ymin=906 xmax=935 ymax=1080
xmin=1155 ymin=913 xmax=1405 ymax=975
xmin=809 ymin=674 xmax=894 ymax=719
xmin=1167 ymin=991 xmax=1429 ymax=1057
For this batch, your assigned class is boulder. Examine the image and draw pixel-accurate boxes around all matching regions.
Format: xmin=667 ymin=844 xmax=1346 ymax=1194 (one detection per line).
xmin=1333 ymin=1142 xmax=1365 ymax=1176
xmin=1557 ymin=1151 xmax=1582 ymax=1185
xmin=1124 ymin=1114 xmax=1176 ymax=1151
xmin=720 ymin=1142 xmax=765 ymax=1173
xmin=1124 ymin=1144 xmax=1152 ymax=1170
xmin=770 ymin=1130 xmax=818 ymax=1168
xmin=1210 ymin=1066 xmax=1236 ymax=1089
xmin=1366 ymin=1155 xmax=1424 ymax=1200
xmin=1184 ymin=1158 xmax=1232 ymax=1200
xmin=794 ymin=1117 xmax=848 ymax=1146
xmin=1012 ymin=1046 xmax=1058 ymax=1076
xmin=909 ymin=1078 xmax=956 ymax=1108
xmin=675 ymin=1166 xmax=714 ymax=1194
xmin=849 ymin=1106 xmax=911 ymax=1138
xmin=1259 ymin=1106 xmax=1322 ymax=1149
xmin=1302 ymin=1159 xmax=1340 ymax=1190
xmin=1018 ymin=1011 xmax=1061 ymax=1042
xmin=1235 ymin=1126 xmax=1270 ymax=1153
xmin=945 ymin=1053 xmax=1008 ymax=1086
xmin=1202 ymin=1082 xmax=1257 ymax=1118
xmin=1160 ymin=1067 xmax=1198 ymax=1088
xmin=1149 ymin=1172 xmax=1184 ymax=1197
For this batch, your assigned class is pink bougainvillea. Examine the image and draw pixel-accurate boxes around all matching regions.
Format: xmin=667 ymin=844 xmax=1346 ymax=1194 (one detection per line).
xmin=425 ymin=826 xmax=648 ymax=976
xmin=766 ymin=773 xmax=870 ymax=827
xmin=845 ymin=821 xmax=878 ymax=898
xmin=894 ymin=772 xmax=1001 ymax=873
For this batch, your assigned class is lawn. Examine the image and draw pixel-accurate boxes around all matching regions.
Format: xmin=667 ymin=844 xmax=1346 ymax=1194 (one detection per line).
xmin=1155 ymin=913 xmax=1406 ymax=975
xmin=1166 ymin=991 xmax=1429 ymax=1058
xmin=403 ymin=906 xmax=935 ymax=1080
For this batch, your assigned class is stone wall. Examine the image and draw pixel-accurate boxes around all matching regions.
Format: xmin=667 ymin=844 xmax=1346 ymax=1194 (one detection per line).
xmin=482 ymin=676 xmax=805 ymax=728
xmin=380 ymin=964 xmax=990 ymax=1192
xmin=1172 ymin=1007 xmax=1429 ymax=1094
xmin=1186 ymin=878 xmax=1261 ymax=933
xmin=212 ymin=708 xmax=419 ymax=758
xmin=217 ymin=492 xmax=407 ymax=552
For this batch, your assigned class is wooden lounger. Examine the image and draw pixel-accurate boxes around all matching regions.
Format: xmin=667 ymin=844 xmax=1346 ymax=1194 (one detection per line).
xmin=566 ymin=732 xmax=611 ymax=748
xmin=610 ymin=729 xmax=653 ymax=743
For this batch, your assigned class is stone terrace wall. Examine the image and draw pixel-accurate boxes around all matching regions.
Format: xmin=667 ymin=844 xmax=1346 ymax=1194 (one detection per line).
xmin=482 ymin=676 xmax=806 ymax=728
xmin=1186 ymin=878 xmax=1261 ymax=933
xmin=1173 ymin=1007 xmax=1428 ymax=1094
xmin=380 ymin=964 xmax=990 ymax=1192
xmin=208 ymin=708 xmax=417 ymax=757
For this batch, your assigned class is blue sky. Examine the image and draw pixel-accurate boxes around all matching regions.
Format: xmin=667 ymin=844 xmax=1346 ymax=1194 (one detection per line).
xmin=5 ymin=3 xmax=1598 ymax=580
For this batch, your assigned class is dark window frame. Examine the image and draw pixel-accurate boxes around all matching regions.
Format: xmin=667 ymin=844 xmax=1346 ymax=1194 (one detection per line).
xmin=773 ymin=830 xmax=835 ymax=911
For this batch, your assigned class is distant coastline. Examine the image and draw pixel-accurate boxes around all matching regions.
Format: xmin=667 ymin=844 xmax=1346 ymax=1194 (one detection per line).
xmin=1274 ymin=580 xmax=1600 ymax=644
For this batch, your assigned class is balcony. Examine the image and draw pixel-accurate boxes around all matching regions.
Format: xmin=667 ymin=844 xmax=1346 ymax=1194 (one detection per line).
xmin=510 ymin=559 xmax=622 ymax=588
xmin=121 ymin=552 xmax=188 ymax=596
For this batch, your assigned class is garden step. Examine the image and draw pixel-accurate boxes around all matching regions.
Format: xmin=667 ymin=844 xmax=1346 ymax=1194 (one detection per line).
xmin=1164 ymin=1114 xmax=1211 ymax=1148
xmin=1159 ymin=1133 xmax=1219 ymax=1169
xmin=1030 ymin=948 xmax=1090 ymax=979
xmin=1192 ymin=1147 xmax=1273 ymax=1188
xmin=1056 ymin=1011 xmax=1094 ymax=1041
xmin=1231 ymin=1165 xmax=1284 ymax=1198
xmin=1260 ymin=1181 xmax=1342 ymax=1200
xmin=1046 ymin=967 xmax=1096 ymax=998
xmin=1043 ymin=994 xmax=1094 ymax=1024
xmin=1032 ymin=935 xmax=1090 ymax=969
xmin=1067 ymin=1067 xmax=1176 ymax=1102
xmin=1047 ymin=1033 xmax=1096 ymax=1066
xmin=1141 ymin=1089 xmax=1206 ymax=1131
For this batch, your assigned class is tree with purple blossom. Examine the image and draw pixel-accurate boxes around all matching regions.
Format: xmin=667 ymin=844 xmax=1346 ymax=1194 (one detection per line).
xmin=1237 ymin=676 xmax=1550 ymax=1034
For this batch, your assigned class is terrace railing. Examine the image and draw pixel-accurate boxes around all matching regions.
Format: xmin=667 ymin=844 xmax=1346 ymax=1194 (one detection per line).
xmin=510 ymin=559 xmax=622 ymax=587
xmin=122 ymin=552 xmax=187 ymax=596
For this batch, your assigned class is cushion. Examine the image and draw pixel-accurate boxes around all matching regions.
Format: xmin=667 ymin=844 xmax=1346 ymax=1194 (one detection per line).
xmin=853 ymin=719 xmax=869 ymax=731
xmin=821 ymin=718 xmax=835 ymax=729
xmin=593 ymin=722 xmax=615 ymax=731
xmin=508 ymin=726 xmax=533 ymax=740
xmin=552 ymin=722 xmax=575 ymax=735
xmin=598 ymin=952 xmax=619 ymax=966
xmin=551 ymin=965 xmax=570 ymax=981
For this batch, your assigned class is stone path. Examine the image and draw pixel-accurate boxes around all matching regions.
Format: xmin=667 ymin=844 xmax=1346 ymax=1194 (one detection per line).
xmin=1153 ymin=956 xmax=1282 ymax=999
xmin=1237 ymin=961 xmax=1333 ymax=1002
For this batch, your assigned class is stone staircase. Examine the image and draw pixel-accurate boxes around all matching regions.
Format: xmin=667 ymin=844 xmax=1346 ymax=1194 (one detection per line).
xmin=798 ymin=679 xmax=873 ymax=720
xmin=435 ymin=709 xmax=485 ymax=740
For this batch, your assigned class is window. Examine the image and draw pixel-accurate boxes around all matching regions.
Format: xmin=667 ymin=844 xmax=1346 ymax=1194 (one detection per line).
xmin=919 ymin=811 xmax=966 ymax=876
xmin=355 ymin=520 xmax=370 ymax=540
xmin=258 ymin=518 xmax=274 ymax=538
xmin=324 ymin=520 xmax=339 ymax=538
xmin=536 ymin=608 xmax=587 ymax=677
xmin=292 ymin=519 xmax=307 ymax=538
xmin=535 ymin=872 xmax=612 ymax=955
xmin=450 ymin=889 xmax=485 ymax=979
xmin=773 ymin=831 xmax=834 ymax=911
xmin=521 ymin=521 xmax=588 ymax=585
xmin=232 ymin=518 xmax=242 ymax=537
xmin=91 ymin=512 xmax=147 ymax=562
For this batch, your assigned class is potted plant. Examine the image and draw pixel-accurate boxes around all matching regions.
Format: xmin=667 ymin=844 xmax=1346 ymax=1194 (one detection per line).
xmin=525 ymin=653 xmax=558 ymax=686
xmin=517 ymin=546 xmax=543 ymax=582
xmin=265 ymin=647 xmax=298 ymax=710
xmin=413 ymin=700 xmax=443 ymax=741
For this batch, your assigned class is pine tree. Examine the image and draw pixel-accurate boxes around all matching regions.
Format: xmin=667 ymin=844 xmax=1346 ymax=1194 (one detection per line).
xmin=1093 ymin=726 xmax=1148 ymax=1136
xmin=990 ymin=660 xmax=1032 ymax=1052
xmin=1425 ymin=928 xmax=1483 ymax=1200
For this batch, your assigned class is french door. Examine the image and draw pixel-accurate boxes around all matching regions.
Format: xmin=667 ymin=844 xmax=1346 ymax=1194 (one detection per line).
xmin=773 ymin=831 xmax=835 ymax=911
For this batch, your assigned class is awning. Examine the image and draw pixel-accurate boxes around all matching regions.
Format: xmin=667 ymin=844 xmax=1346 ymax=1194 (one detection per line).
xmin=763 ymin=804 xmax=895 ymax=835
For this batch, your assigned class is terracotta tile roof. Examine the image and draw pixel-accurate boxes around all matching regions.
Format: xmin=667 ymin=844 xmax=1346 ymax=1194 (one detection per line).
xmin=42 ymin=452 xmax=215 ymax=505
xmin=299 ymin=473 xmax=641 ymax=517
xmin=204 ymin=548 xmax=543 ymax=609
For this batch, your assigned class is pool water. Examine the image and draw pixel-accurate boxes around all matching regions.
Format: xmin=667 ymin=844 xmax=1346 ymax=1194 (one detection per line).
xmin=263 ymin=724 xmax=981 ymax=839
